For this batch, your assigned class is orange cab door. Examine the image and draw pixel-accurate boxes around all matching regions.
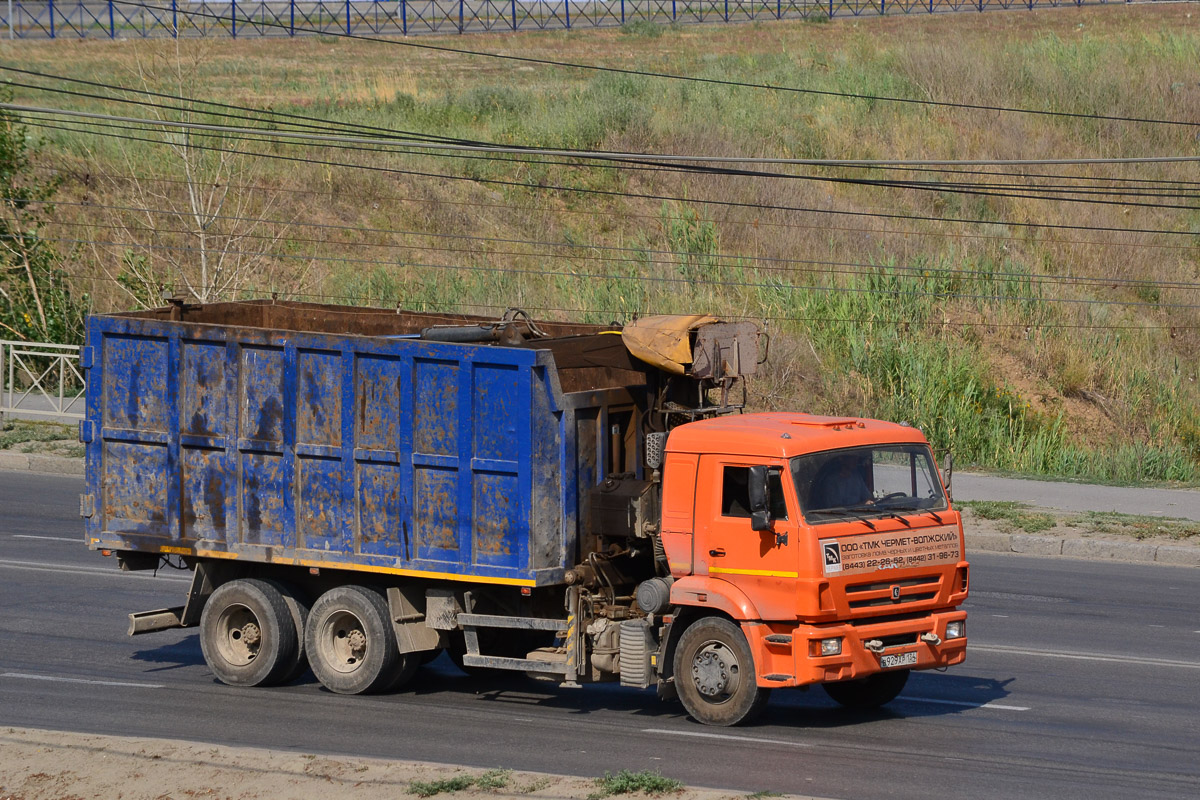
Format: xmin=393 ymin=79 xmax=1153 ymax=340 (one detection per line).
xmin=696 ymin=458 xmax=799 ymax=621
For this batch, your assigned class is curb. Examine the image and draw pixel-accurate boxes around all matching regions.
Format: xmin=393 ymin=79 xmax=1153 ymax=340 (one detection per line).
xmin=0 ymin=451 xmax=85 ymax=476
xmin=965 ymin=531 xmax=1200 ymax=567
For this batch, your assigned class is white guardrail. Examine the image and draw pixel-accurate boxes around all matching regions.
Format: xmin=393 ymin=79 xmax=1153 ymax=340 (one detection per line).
xmin=0 ymin=339 xmax=85 ymax=422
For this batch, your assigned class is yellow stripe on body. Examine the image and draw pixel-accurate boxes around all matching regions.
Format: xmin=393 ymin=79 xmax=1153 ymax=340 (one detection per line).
xmin=138 ymin=545 xmax=536 ymax=586
xmin=710 ymin=566 xmax=799 ymax=578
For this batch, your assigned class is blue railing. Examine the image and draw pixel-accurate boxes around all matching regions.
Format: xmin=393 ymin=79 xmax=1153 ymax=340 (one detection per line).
xmin=0 ymin=0 xmax=1168 ymax=40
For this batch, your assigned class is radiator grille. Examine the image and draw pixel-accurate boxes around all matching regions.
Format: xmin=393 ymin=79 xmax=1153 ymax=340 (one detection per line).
xmin=845 ymin=574 xmax=942 ymax=610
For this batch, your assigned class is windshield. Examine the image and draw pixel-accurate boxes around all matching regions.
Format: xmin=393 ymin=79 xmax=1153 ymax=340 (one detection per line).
xmin=792 ymin=444 xmax=948 ymax=524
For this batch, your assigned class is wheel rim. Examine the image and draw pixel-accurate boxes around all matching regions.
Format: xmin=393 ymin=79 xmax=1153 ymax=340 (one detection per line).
xmin=214 ymin=603 xmax=262 ymax=667
xmin=689 ymin=638 xmax=742 ymax=703
xmin=317 ymin=609 xmax=371 ymax=675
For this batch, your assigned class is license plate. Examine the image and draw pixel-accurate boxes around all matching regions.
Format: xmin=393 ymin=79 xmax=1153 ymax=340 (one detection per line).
xmin=880 ymin=651 xmax=918 ymax=669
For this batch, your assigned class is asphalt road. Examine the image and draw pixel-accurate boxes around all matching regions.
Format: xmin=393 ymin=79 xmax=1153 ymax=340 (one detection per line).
xmin=954 ymin=473 xmax=1200 ymax=522
xmin=1 ymin=472 xmax=1198 ymax=799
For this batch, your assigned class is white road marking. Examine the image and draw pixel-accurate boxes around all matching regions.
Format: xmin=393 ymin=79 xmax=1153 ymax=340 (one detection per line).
xmin=12 ymin=535 xmax=79 ymax=543
xmin=991 ymin=614 xmax=1009 ymax=618
xmin=1149 ymin=625 xmax=1166 ymax=629
xmin=1 ymin=672 xmax=163 ymax=689
xmin=901 ymin=696 xmax=1030 ymax=711
xmin=0 ymin=558 xmax=190 ymax=582
xmin=973 ymin=643 xmax=1200 ymax=670
xmin=643 ymin=728 xmax=811 ymax=747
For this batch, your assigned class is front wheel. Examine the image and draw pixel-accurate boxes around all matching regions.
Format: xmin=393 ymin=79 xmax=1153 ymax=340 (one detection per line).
xmin=673 ymin=617 xmax=770 ymax=726
xmin=822 ymin=668 xmax=909 ymax=709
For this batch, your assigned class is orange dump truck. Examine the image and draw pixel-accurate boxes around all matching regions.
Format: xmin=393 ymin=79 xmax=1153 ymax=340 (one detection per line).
xmin=87 ymin=301 xmax=967 ymax=726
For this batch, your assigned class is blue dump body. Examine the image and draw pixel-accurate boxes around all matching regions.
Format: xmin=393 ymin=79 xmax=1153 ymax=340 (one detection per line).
xmin=82 ymin=303 xmax=638 ymax=587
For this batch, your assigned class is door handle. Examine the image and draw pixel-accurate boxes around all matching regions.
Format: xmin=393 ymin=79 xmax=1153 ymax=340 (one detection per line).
xmin=709 ymin=548 xmax=726 ymax=557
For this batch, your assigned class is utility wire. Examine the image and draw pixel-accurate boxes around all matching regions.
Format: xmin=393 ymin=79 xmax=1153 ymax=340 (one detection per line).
xmin=58 ymin=271 xmax=1200 ymax=333
xmin=36 ymin=231 xmax=1200 ymax=313
xmin=94 ymin=1 xmax=1200 ymax=130
xmin=31 ymin=196 xmax=1200 ymax=294
xmin=12 ymin=65 xmax=1200 ymax=201
xmin=27 ymin=107 xmax=1200 ymax=213
xmin=10 ymin=101 xmax=1200 ymax=170
xmin=43 ymin=167 xmax=1200 ymax=253
xmin=13 ymin=103 xmax=1200 ymax=215
xmin=19 ymin=114 xmax=1200 ymax=239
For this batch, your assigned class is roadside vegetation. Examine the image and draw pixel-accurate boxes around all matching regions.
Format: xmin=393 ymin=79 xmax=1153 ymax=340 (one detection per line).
xmin=590 ymin=770 xmax=684 ymax=799
xmin=409 ymin=769 xmax=514 ymax=797
xmin=2 ymin=6 xmax=1199 ymax=484
xmin=0 ymin=418 xmax=81 ymax=457
xmin=961 ymin=500 xmax=1200 ymax=541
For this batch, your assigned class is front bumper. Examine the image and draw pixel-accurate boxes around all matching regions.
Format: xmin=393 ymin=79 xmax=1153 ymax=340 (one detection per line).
xmin=744 ymin=608 xmax=968 ymax=688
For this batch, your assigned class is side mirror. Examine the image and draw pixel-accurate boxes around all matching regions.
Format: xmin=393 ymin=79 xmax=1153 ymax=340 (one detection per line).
xmin=748 ymin=465 xmax=772 ymax=532
xmin=942 ymin=453 xmax=954 ymax=502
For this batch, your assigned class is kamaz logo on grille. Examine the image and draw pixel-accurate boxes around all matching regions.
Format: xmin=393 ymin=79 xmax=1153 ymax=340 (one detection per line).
xmin=891 ymin=585 xmax=901 ymax=601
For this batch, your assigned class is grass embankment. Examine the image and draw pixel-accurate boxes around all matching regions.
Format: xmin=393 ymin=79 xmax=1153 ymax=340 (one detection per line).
xmin=2 ymin=6 xmax=1199 ymax=483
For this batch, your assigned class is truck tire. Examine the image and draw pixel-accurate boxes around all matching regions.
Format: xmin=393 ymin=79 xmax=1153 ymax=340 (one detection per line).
xmin=199 ymin=578 xmax=299 ymax=688
xmin=383 ymin=652 xmax=422 ymax=692
xmin=822 ymin=669 xmax=909 ymax=709
xmin=673 ymin=617 xmax=770 ymax=726
xmin=305 ymin=586 xmax=401 ymax=695
xmin=272 ymin=581 xmax=311 ymax=684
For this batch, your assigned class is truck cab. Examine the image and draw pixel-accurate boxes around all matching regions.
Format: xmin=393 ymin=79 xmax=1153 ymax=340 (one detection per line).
xmin=658 ymin=413 xmax=969 ymax=725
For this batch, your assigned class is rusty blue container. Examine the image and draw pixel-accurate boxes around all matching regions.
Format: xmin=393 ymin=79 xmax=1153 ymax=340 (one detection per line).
xmin=81 ymin=301 xmax=637 ymax=587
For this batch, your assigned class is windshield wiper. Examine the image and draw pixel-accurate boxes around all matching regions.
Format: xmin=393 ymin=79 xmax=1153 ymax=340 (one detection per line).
xmin=810 ymin=506 xmax=876 ymax=529
xmin=845 ymin=504 xmax=914 ymax=527
xmin=885 ymin=504 xmax=944 ymax=524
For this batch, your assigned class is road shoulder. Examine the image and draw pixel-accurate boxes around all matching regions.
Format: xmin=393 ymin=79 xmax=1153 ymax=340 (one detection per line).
xmin=0 ymin=726 xmax=822 ymax=800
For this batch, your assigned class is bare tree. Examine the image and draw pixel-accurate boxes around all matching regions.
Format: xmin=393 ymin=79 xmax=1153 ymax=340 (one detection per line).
xmin=89 ymin=40 xmax=306 ymax=307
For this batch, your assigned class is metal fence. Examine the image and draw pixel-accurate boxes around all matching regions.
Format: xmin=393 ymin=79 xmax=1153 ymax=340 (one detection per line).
xmin=0 ymin=0 xmax=1169 ymax=39
xmin=0 ymin=339 xmax=86 ymax=422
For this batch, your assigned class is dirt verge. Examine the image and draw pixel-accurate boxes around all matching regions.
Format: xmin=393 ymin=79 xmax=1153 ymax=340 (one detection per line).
xmin=0 ymin=727 xmax=820 ymax=800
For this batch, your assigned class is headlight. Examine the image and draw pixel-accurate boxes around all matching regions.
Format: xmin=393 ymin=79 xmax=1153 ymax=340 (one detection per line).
xmin=820 ymin=637 xmax=842 ymax=656
xmin=945 ymin=621 xmax=965 ymax=640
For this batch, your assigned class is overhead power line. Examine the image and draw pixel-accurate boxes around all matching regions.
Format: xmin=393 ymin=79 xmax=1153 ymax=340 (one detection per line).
xmin=89 ymin=1 xmax=1200 ymax=131
xmin=19 ymin=102 xmax=1200 ymax=212
xmin=44 ymin=168 xmax=1200 ymax=253
xmin=49 ymin=269 xmax=1200 ymax=334
xmin=18 ymin=114 xmax=1200 ymax=239
xmin=30 ymin=196 xmax=1200 ymax=295
xmin=30 ymin=231 xmax=1200 ymax=314
xmin=9 ymin=102 xmax=1200 ymax=170
xmin=10 ymin=65 xmax=1200 ymax=200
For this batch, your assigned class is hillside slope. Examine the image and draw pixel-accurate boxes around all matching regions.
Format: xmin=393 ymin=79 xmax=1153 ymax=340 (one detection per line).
xmin=3 ymin=5 xmax=1198 ymax=482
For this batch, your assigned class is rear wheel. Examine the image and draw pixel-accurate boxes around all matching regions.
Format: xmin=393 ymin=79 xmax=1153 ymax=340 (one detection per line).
xmin=822 ymin=669 xmax=909 ymax=709
xmin=199 ymin=578 xmax=298 ymax=688
xmin=273 ymin=581 xmax=311 ymax=684
xmin=673 ymin=617 xmax=770 ymax=726
xmin=305 ymin=585 xmax=400 ymax=695
xmin=383 ymin=652 xmax=422 ymax=692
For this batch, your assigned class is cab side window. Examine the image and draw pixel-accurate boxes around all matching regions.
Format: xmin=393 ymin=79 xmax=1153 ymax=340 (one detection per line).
xmin=721 ymin=466 xmax=789 ymax=520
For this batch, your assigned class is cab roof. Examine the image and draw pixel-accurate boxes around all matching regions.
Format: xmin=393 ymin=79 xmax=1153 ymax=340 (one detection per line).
xmin=665 ymin=412 xmax=930 ymax=460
